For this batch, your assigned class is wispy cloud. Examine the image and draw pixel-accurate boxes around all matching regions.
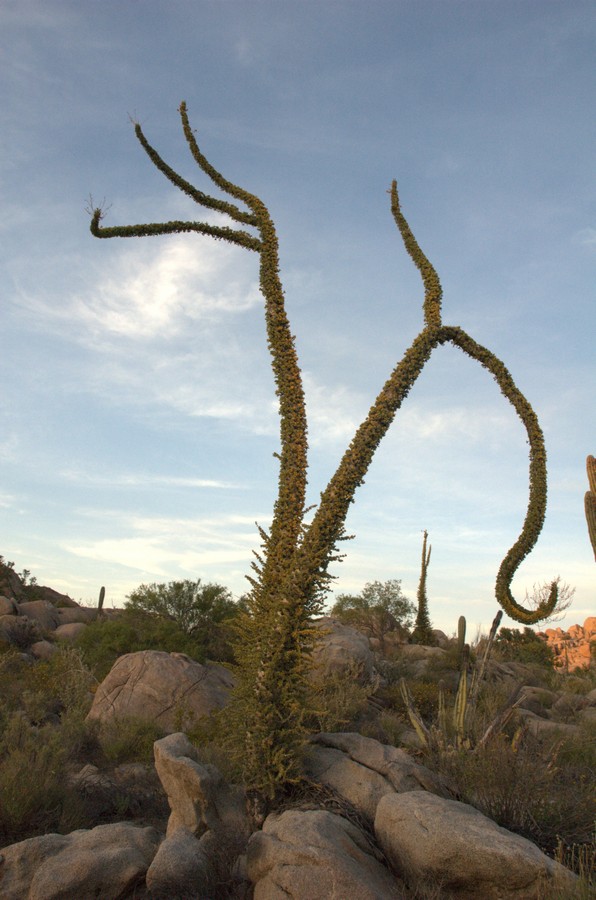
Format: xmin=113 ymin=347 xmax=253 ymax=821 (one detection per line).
xmin=60 ymin=469 xmax=240 ymax=489
xmin=30 ymin=236 xmax=261 ymax=342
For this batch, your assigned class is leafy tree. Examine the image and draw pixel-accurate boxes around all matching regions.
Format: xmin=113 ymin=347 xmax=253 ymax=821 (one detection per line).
xmin=494 ymin=626 xmax=555 ymax=667
xmin=331 ymin=580 xmax=415 ymax=648
xmin=90 ymin=102 xmax=558 ymax=800
xmin=410 ymin=530 xmax=435 ymax=645
xmin=125 ymin=579 xmax=237 ymax=636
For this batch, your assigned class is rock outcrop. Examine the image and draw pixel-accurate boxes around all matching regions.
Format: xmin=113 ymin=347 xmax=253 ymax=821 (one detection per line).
xmin=311 ymin=616 xmax=376 ymax=684
xmin=146 ymin=732 xmax=249 ymax=898
xmin=538 ymin=616 xmax=596 ymax=671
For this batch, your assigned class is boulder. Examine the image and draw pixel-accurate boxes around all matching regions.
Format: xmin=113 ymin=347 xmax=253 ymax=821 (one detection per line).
xmin=311 ymin=617 xmax=376 ymax=684
xmin=394 ymin=643 xmax=447 ymax=677
xmin=375 ymin=791 xmax=577 ymax=899
xmin=86 ymin=650 xmax=234 ymax=732
xmin=55 ymin=606 xmax=97 ymax=625
xmin=0 ymin=822 xmax=161 ymax=900
xmin=29 ymin=640 xmax=58 ymax=660
xmin=153 ymin=732 xmax=246 ymax=839
xmin=515 ymin=707 xmax=581 ymax=740
xmin=518 ymin=685 xmax=558 ymax=717
xmin=54 ymin=622 xmax=87 ymax=642
xmin=247 ymin=808 xmax=405 ymax=899
xmin=304 ymin=732 xmax=452 ymax=821
xmin=16 ymin=601 xmax=60 ymax=632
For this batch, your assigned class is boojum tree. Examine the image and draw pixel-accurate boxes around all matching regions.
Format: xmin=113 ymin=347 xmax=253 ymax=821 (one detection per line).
xmin=90 ymin=102 xmax=557 ymax=796
xmin=411 ymin=529 xmax=435 ymax=645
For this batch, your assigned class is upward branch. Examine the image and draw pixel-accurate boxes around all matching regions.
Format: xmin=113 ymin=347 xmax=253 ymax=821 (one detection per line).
xmin=90 ymin=103 xmax=308 ymax=592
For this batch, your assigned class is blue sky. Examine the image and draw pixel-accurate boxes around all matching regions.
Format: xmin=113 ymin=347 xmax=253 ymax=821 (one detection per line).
xmin=1 ymin=1 xmax=594 ymax=633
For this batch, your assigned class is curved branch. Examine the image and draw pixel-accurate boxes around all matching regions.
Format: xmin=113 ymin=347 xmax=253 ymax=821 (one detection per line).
xmin=390 ymin=181 xmax=442 ymax=328
xmin=441 ymin=325 xmax=558 ymax=624
xmin=300 ymin=326 xmax=445 ymax=594
xmin=90 ymin=209 xmax=261 ymax=252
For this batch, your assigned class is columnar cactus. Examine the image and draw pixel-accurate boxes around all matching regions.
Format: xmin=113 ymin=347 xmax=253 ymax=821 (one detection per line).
xmin=585 ymin=455 xmax=596 ymax=561
xmin=90 ymin=103 xmax=558 ymax=796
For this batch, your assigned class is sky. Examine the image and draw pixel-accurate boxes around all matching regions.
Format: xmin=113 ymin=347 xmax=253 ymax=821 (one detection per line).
xmin=1 ymin=0 xmax=594 ymax=635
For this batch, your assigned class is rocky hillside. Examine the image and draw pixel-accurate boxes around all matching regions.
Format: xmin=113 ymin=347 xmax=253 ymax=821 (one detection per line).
xmin=0 ymin=559 xmax=594 ymax=898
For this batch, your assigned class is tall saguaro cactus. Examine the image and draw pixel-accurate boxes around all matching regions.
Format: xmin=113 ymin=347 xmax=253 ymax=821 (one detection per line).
xmin=90 ymin=103 xmax=557 ymax=796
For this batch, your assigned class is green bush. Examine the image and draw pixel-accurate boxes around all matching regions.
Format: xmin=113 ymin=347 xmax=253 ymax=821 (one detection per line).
xmin=494 ymin=626 xmax=555 ymax=667
xmin=125 ymin=578 xmax=239 ymax=636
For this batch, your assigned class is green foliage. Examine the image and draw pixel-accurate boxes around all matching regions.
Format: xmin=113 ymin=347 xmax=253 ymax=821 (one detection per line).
xmin=411 ymin=530 xmax=435 ymax=645
xmin=331 ymin=579 xmax=415 ymax=640
xmin=495 ymin=626 xmax=555 ymax=667
xmin=125 ymin=578 xmax=237 ymax=635
xmin=91 ymin=102 xmax=559 ymax=799
xmin=74 ymin=608 xmax=214 ymax=680
xmin=0 ymin=647 xmax=99 ymax=844
xmin=0 ymin=712 xmax=80 ymax=844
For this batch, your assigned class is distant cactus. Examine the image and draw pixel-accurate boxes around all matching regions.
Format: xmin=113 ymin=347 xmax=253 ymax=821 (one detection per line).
xmin=98 ymin=585 xmax=106 ymax=618
xmin=411 ymin=530 xmax=435 ymax=645
xmin=585 ymin=455 xmax=596 ymax=561
xmin=457 ymin=615 xmax=466 ymax=655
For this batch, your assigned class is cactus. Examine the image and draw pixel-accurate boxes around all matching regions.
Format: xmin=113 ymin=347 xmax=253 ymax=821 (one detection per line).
xmin=457 ymin=615 xmax=466 ymax=655
xmin=400 ymin=610 xmax=515 ymax=753
xmin=98 ymin=585 xmax=105 ymax=618
xmin=585 ymin=455 xmax=596 ymax=561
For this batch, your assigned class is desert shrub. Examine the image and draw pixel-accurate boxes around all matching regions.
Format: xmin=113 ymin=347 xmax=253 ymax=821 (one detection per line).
xmin=304 ymin=663 xmax=372 ymax=733
xmin=98 ymin=716 xmax=166 ymax=765
xmin=435 ymin=729 xmax=595 ymax=857
xmin=0 ymin=712 xmax=89 ymax=844
xmin=359 ymin=709 xmax=410 ymax=747
xmin=494 ymin=626 xmax=555 ymax=667
xmin=2 ymin=615 xmax=42 ymax=650
xmin=382 ymin=678 xmax=454 ymax=725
